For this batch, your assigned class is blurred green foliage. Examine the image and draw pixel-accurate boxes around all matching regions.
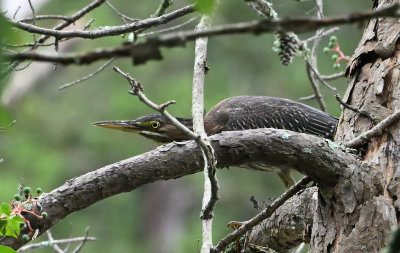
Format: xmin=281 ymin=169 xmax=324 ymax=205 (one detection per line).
xmin=0 ymin=0 xmax=365 ymax=252
xmin=190 ymin=0 xmax=216 ymax=14
xmin=0 ymin=245 xmax=17 ymax=253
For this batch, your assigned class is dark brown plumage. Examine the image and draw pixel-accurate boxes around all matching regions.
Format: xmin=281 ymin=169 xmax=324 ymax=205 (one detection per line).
xmin=204 ymin=96 xmax=337 ymax=139
xmin=93 ymin=96 xmax=338 ymax=188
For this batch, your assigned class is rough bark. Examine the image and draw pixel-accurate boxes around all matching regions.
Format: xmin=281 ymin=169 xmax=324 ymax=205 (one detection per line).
xmin=307 ymin=0 xmax=400 ymax=252
xmin=241 ymin=1 xmax=400 ymax=252
xmin=248 ymin=187 xmax=318 ymax=252
xmin=0 ymin=128 xmax=357 ymax=249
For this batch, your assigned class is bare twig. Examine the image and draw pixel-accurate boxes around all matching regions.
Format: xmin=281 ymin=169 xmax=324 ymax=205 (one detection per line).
xmin=27 ymin=0 xmax=38 ymax=47
xmin=298 ymin=94 xmax=316 ymax=101
xmin=211 ymin=176 xmax=312 ymax=253
xmin=112 ymin=66 xmax=198 ymax=140
xmin=10 ymin=5 xmax=195 ymax=40
xmin=307 ymin=60 xmax=337 ymax=92
xmin=305 ymin=60 xmax=327 ymax=111
xmin=154 ymin=0 xmax=173 ymax=17
xmin=14 ymin=62 xmax=32 ymax=71
xmin=13 ymin=6 xmax=21 ymax=19
xmin=3 ymin=42 xmax=55 ymax=48
xmin=71 ymin=227 xmax=91 ymax=253
xmin=37 ymin=0 xmax=107 ymax=44
xmin=58 ymin=57 xmax=115 ymax=90
xmin=321 ymin=71 xmax=345 ymax=80
xmin=192 ymin=15 xmax=218 ymax=218
xmin=159 ymin=100 xmax=176 ymax=110
xmin=334 ymin=92 xmax=377 ymax=123
xmin=6 ymin=18 xmax=96 ymax=50
xmin=83 ymin=19 xmax=95 ymax=31
xmin=105 ymin=1 xmax=138 ymax=23
xmin=305 ymin=0 xmax=327 ymax=112
xmin=138 ymin=17 xmax=198 ymax=38
xmin=46 ymin=230 xmax=64 ymax=253
xmin=18 ymin=15 xmax=72 ymax=23
xmin=18 ymin=229 xmax=96 ymax=252
xmin=302 ymin=26 xmax=339 ymax=44
xmin=346 ymin=110 xmax=400 ymax=148
xmin=192 ymin=14 xmax=219 ymax=253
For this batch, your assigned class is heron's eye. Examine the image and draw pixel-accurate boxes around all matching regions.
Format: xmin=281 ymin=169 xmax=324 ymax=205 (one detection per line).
xmin=150 ymin=121 xmax=160 ymax=129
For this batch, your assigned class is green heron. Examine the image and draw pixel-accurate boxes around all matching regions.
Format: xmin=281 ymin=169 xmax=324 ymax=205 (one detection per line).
xmin=93 ymin=96 xmax=338 ymax=188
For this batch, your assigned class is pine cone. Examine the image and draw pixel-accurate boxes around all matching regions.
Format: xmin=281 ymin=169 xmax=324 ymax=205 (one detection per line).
xmin=278 ymin=32 xmax=299 ymax=66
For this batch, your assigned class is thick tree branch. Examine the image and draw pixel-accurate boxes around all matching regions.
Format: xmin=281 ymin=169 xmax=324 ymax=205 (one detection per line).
xmin=6 ymin=3 xmax=400 ymax=65
xmin=0 ymin=129 xmax=357 ymax=249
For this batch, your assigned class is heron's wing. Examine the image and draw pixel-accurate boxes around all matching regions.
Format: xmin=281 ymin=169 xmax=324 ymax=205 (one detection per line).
xmin=205 ymin=96 xmax=337 ymax=139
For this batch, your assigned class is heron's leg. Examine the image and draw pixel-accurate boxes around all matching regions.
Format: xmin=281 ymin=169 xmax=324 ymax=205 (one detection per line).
xmin=278 ymin=172 xmax=296 ymax=189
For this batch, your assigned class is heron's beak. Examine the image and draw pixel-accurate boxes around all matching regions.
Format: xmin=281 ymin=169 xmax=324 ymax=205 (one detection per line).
xmin=92 ymin=120 xmax=142 ymax=133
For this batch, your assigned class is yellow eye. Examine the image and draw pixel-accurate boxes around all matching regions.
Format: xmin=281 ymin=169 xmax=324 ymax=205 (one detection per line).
xmin=151 ymin=121 xmax=160 ymax=129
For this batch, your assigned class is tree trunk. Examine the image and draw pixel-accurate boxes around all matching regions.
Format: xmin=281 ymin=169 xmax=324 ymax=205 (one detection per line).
xmin=313 ymin=0 xmax=400 ymax=251
xmin=246 ymin=1 xmax=400 ymax=252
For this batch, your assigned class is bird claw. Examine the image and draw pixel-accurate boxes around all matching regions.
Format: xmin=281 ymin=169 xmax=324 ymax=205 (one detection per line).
xmin=227 ymin=221 xmax=244 ymax=230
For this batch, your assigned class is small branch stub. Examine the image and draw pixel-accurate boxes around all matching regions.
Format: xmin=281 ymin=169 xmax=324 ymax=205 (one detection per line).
xmin=211 ymin=176 xmax=312 ymax=253
xmin=346 ymin=110 xmax=400 ymax=148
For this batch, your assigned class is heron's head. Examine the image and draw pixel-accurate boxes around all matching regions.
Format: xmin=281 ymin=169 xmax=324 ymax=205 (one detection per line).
xmin=93 ymin=114 xmax=193 ymax=143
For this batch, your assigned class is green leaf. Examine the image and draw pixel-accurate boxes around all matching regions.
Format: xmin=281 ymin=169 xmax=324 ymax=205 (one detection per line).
xmin=0 ymin=219 xmax=8 ymax=235
xmin=0 ymin=204 xmax=11 ymax=216
xmin=10 ymin=216 xmax=24 ymax=224
xmin=0 ymin=245 xmax=18 ymax=253
xmin=190 ymin=0 xmax=216 ymax=14
xmin=5 ymin=216 xmax=24 ymax=238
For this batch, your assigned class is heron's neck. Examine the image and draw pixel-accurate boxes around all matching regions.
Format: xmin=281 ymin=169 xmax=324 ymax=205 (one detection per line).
xmin=176 ymin=117 xmax=194 ymax=131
